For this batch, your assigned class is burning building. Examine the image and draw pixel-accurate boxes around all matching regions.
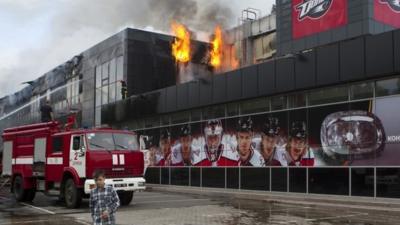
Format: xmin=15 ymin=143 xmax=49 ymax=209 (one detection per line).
xmin=2 ymin=1 xmax=400 ymax=200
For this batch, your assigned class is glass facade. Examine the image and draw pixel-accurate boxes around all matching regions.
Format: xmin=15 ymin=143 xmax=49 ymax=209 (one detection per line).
xmin=95 ymin=56 xmax=124 ymax=126
xmin=141 ymin=76 xmax=400 ymax=198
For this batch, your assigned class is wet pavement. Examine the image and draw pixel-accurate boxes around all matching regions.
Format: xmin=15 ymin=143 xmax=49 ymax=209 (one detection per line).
xmin=1 ymin=186 xmax=400 ymax=225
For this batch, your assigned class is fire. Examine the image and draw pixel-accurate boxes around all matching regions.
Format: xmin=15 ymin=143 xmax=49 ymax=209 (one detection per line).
xmin=171 ymin=22 xmax=191 ymax=63
xmin=210 ymin=26 xmax=223 ymax=68
xmin=230 ymin=45 xmax=239 ymax=69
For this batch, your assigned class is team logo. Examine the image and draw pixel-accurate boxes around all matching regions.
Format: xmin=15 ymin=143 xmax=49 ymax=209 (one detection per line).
xmin=295 ymin=0 xmax=333 ymax=20
xmin=380 ymin=0 xmax=400 ymax=12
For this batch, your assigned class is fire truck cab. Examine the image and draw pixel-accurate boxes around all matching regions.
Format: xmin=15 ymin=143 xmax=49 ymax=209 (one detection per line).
xmin=1 ymin=120 xmax=146 ymax=208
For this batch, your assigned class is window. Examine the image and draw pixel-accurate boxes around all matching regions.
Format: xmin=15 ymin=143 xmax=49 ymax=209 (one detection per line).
xmin=271 ymin=96 xmax=287 ymax=111
xmin=86 ymin=132 xmax=139 ymax=151
xmin=95 ymin=66 xmax=102 ymax=88
xmin=171 ymin=111 xmax=190 ymax=124
xmin=308 ymin=86 xmax=348 ymax=105
xmin=202 ymin=105 xmax=225 ymax=120
xmin=145 ymin=116 xmax=160 ymax=128
xmin=351 ymin=82 xmax=373 ymax=100
xmin=288 ymin=93 xmax=306 ymax=108
xmin=375 ymin=78 xmax=400 ymax=97
xmin=72 ymin=136 xmax=81 ymax=150
xmin=116 ymin=56 xmax=124 ymax=81
xmin=226 ymin=103 xmax=239 ymax=116
xmin=52 ymin=137 xmax=63 ymax=153
xmin=240 ymin=97 xmax=269 ymax=115
xmin=161 ymin=115 xmax=170 ymax=125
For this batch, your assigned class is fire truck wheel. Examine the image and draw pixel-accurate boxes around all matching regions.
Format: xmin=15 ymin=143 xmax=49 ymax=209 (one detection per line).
xmin=13 ymin=176 xmax=27 ymax=201
xmin=64 ymin=178 xmax=82 ymax=208
xmin=25 ymin=189 xmax=36 ymax=202
xmin=118 ymin=191 xmax=134 ymax=206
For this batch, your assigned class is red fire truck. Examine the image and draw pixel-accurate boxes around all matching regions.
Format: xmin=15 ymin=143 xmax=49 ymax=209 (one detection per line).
xmin=1 ymin=118 xmax=146 ymax=208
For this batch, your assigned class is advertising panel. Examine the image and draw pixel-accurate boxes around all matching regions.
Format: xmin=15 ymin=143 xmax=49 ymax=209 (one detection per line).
xmin=292 ymin=0 xmax=348 ymax=39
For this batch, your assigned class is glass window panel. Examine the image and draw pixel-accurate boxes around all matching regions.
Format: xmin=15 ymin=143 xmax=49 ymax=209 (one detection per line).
xmin=240 ymin=168 xmax=269 ymax=191
xmin=161 ymin=115 xmax=170 ymax=125
xmin=226 ymin=168 xmax=239 ymax=189
xmin=171 ymin=111 xmax=190 ymax=124
xmin=271 ymin=168 xmax=287 ymax=192
xmin=351 ymin=168 xmax=374 ymax=197
xmin=376 ymin=78 xmax=400 ymax=97
xmin=309 ymin=168 xmax=349 ymax=195
xmin=145 ymin=116 xmax=160 ymax=128
xmin=190 ymin=168 xmax=201 ymax=187
xmin=240 ymin=97 xmax=269 ymax=115
xmin=109 ymin=83 xmax=116 ymax=103
xmin=308 ymin=86 xmax=348 ymax=105
xmin=116 ymin=56 xmax=124 ymax=81
xmin=202 ymin=168 xmax=225 ymax=188
xmin=289 ymin=168 xmax=306 ymax=193
xmin=202 ymin=105 xmax=225 ymax=120
xmin=190 ymin=109 xmax=202 ymax=121
xmin=95 ymin=107 xmax=101 ymax=126
xmin=95 ymin=66 xmax=102 ymax=88
xmin=95 ymin=89 xmax=102 ymax=107
xmin=144 ymin=167 xmax=160 ymax=184
xmin=102 ymin=86 xmax=108 ymax=105
xmin=376 ymin=168 xmax=400 ymax=198
xmin=271 ymin=96 xmax=287 ymax=111
xmin=171 ymin=168 xmax=189 ymax=186
xmin=350 ymin=82 xmax=373 ymax=100
xmin=161 ymin=168 xmax=170 ymax=185
xmin=109 ymin=58 xmax=116 ymax=84
xmin=226 ymin=103 xmax=239 ymax=117
xmin=101 ymin=62 xmax=109 ymax=86
xmin=116 ymin=81 xmax=122 ymax=101
xmin=288 ymin=93 xmax=306 ymax=108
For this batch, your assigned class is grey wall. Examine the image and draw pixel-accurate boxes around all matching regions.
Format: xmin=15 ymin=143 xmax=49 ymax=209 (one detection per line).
xmin=102 ymin=29 xmax=400 ymax=124
xmin=276 ymin=0 xmax=397 ymax=56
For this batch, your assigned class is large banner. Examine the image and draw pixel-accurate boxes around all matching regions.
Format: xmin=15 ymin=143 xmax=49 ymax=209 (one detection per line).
xmin=292 ymin=0 xmax=348 ymax=39
xmin=374 ymin=0 xmax=400 ymax=28
xmin=140 ymin=97 xmax=400 ymax=167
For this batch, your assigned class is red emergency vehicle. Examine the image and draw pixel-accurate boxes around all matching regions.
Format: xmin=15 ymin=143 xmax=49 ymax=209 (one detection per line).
xmin=1 ymin=117 xmax=146 ymax=208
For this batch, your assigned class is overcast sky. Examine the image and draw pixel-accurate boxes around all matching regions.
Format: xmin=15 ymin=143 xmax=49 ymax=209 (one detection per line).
xmin=0 ymin=0 xmax=274 ymax=98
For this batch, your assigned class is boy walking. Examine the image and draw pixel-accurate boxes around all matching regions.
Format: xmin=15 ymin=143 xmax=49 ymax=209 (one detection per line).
xmin=90 ymin=170 xmax=120 ymax=225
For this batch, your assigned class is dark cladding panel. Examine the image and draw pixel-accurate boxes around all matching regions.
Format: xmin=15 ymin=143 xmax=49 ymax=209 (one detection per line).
xmin=242 ymin=65 xmax=258 ymax=98
xmin=166 ymin=86 xmax=177 ymax=112
xmin=366 ymin=32 xmax=394 ymax=77
xmin=199 ymin=78 xmax=213 ymax=106
xmin=276 ymin=58 xmax=295 ymax=93
xmin=258 ymin=61 xmax=275 ymax=95
xmin=226 ymin=70 xmax=242 ymax=101
xmin=394 ymin=30 xmax=400 ymax=73
xmin=177 ymin=83 xmax=189 ymax=110
xmin=212 ymin=74 xmax=227 ymax=104
xmin=157 ymin=89 xmax=166 ymax=113
xmin=316 ymin=43 xmax=340 ymax=85
xmin=340 ymin=37 xmax=365 ymax=81
xmin=188 ymin=81 xmax=200 ymax=108
xmin=295 ymin=50 xmax=316 ymax=89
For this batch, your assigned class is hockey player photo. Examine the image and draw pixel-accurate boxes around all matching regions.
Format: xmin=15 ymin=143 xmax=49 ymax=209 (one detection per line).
xmin=192 ymin=119 xmax=239 ymax=167
xmin=157 ymin=128 xmax=172 ymax=166
xmin=171 ymin=124 xmax=193 ymax=166
xmin=285 ymin=121 xmax=315 ymax=166
xmin=237 ymin=117 xmax=265 ymax=167
xmin=260 ymin=117 xmax=287 ymax=166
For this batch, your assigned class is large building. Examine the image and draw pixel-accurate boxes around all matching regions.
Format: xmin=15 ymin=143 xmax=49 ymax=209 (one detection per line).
xmin=1 ymin=0 xmax=400 ymax=199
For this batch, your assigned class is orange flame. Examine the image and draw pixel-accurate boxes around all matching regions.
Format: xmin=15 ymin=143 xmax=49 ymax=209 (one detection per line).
xmin=171 ymin=22 xmax=191 ymax=63
xmin=210 ymin=26 xmax=223 ymax=68
xmin=230 ymin=45 xmax=239 ymax=69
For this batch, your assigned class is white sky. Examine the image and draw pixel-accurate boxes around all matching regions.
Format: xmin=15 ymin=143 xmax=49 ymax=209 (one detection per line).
xmin=0 ymin=0 xmax=275 ymax=98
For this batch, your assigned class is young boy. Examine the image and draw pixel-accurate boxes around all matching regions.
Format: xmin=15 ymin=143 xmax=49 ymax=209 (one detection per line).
xmin=90 ymin=170 xmax=120 ymax=225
